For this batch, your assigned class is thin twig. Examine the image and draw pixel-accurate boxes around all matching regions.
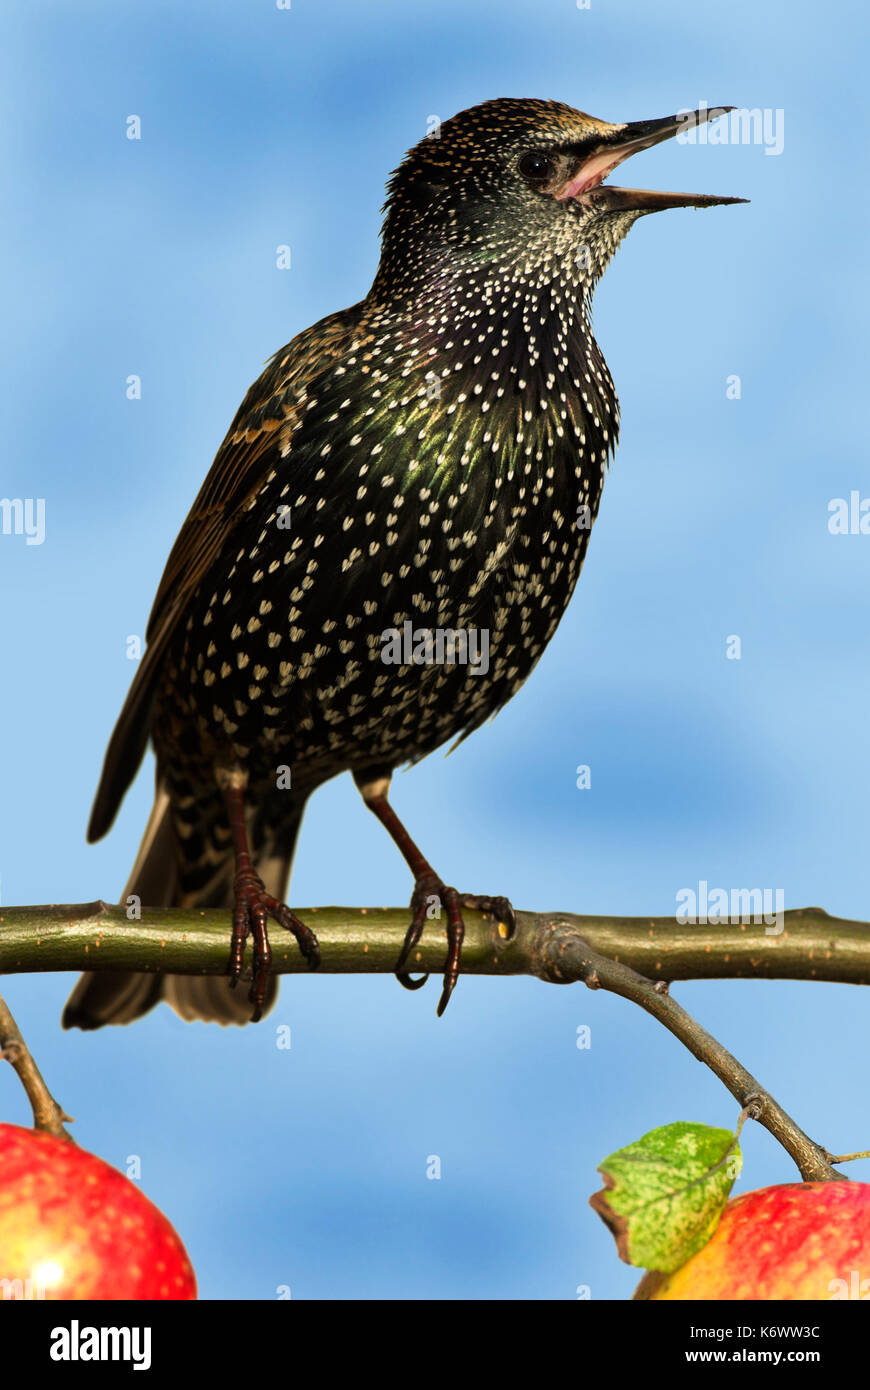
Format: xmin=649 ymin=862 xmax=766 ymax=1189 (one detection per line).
xmin=533 ymin=920 xmax=843 ymax=1182
xmin=0 ymin=994 xmax=74 ymax=1141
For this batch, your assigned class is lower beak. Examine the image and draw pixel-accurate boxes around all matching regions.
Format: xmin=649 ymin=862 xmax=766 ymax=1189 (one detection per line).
xmin=585 ymin=185 xmax=747 ymax=212
xmin=556 ymin=107 xmax=748 ymax=213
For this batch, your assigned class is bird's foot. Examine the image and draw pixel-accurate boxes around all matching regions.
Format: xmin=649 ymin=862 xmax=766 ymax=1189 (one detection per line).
xmin=229 ymin=861 xmax=320 ymax=1022
xmin=396 ymin=873 xmax=515 ymax=1016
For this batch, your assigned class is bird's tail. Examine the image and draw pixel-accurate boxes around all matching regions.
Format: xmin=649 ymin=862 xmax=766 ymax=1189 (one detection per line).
xmin=62 ymin=782 xmax=303 ymax=1030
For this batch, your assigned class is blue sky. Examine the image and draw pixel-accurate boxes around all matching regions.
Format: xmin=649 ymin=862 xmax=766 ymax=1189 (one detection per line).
xmin=1 ymin=0 xmax=868 ymax=1299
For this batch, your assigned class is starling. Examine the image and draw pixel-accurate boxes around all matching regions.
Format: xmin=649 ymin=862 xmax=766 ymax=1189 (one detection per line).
xmin=63 ymin=98 xmax=744 ymax=1030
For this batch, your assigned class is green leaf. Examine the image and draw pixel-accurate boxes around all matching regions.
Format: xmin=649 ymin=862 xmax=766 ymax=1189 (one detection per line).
xmin=589 ymin=1121 xmax=742 ymax=1272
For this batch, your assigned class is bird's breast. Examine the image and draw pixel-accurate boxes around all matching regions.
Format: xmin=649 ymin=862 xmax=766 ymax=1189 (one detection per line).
xmin=162 ymin=299 xmax=619 ymax=778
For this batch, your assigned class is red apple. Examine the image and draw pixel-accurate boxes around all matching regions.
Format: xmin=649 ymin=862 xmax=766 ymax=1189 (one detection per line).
xmin=634 ymin=1181 xmax=870 ymax=1300
xmin=0 ymin=1123 xmax=196 ymax=1299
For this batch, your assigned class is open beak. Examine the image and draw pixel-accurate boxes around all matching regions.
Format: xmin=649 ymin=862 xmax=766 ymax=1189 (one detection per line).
xmin=556 ymin=107 xmax=748 ymax=213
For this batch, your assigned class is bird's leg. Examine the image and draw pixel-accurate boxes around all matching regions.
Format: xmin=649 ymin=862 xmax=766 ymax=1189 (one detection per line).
xmin=356 ymin=776 xmax=514 ymax=1015
xmin=221 ymin=775 xmax=319 ymax=1021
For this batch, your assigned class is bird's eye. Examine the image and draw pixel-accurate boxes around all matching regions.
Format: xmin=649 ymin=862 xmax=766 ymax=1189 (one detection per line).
xmin=518 ymin=151 xmax=556 ymax=184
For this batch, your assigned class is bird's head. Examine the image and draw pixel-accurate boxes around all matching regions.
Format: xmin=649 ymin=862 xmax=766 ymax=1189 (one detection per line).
xmin=375 ymin=98 xmax=745 ymax=302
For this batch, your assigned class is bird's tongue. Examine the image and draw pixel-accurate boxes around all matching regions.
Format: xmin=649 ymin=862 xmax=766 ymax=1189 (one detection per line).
xmin=556 ymin=149 xmax=626 ymax=200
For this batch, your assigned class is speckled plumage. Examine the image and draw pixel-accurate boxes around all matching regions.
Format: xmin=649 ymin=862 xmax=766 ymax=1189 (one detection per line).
xmin=64 ymin=98 xmax=743 ymax=1029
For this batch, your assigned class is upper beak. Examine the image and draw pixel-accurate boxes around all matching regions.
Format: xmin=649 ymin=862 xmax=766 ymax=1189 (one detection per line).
xmin=555 ymin=107 xmax=748 ymax=212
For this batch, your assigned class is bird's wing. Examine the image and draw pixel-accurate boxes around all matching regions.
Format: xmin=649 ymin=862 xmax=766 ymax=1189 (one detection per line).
xmin=88 ymin=305 xmax=363 ymax=842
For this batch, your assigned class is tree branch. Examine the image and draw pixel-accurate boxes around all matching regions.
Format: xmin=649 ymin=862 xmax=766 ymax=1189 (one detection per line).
xmin=1 ymin=899 xmax=864 ymax=1180
xmin=1 ymin=901 xmax=867 ymax=982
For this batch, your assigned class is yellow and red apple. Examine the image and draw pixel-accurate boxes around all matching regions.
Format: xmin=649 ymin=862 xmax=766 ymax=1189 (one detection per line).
xmin=634 ymin=1181 xmax=870 ymax=1300
xmin=0 ymin=1122 xmax=196 ymax=1299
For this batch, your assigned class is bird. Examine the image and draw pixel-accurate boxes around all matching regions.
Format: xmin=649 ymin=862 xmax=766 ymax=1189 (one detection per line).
xmin=63 ymin=98 xmax=744 ymax=1031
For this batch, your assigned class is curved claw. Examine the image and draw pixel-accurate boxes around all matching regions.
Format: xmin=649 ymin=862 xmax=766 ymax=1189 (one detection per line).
xmin=271 ymin=899 xmax=321 ymax=969
xmin=394 ymin=877 xmax=515 ymax=1016
xmin=394 ymin=888 xmax=431 ymax=988
xmin=229 ymin=867 xmax=320 ymax=1020
xmin=397 ymin=970 xmax=430 ymax=992
xmin=460 ymin=893 xmax=516 ymax=937
xmin=491 ymin=896 xmax=516 ymax=937
xmin=436 ymin=975 xmax=457 ymax=1017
